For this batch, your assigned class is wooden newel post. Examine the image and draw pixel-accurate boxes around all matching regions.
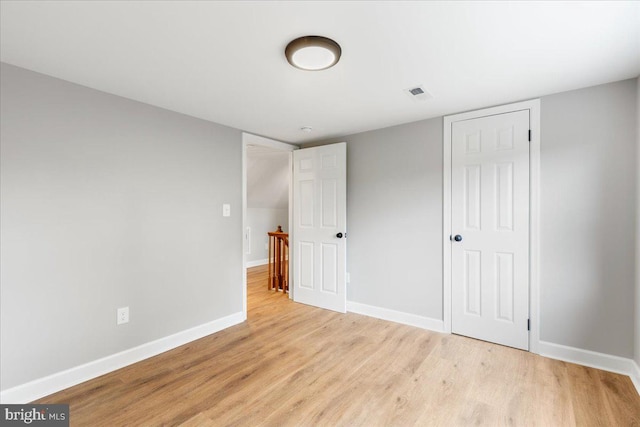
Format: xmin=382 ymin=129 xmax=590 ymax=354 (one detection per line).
xmin=267 ymin=226 xmax=289 ymax=294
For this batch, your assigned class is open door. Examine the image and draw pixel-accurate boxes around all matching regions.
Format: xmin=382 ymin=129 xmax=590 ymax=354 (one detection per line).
xmin=292 ymin=143 xmax=347 ymax=312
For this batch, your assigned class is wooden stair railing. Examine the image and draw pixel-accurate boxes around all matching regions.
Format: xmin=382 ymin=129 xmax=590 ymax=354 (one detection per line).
xmin=268 ymin=226 xmax=289 ymax=294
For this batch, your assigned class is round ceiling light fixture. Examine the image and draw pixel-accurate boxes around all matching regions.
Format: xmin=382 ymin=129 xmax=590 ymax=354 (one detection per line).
xmin=285 ymin=36 xmax=342 ymax=71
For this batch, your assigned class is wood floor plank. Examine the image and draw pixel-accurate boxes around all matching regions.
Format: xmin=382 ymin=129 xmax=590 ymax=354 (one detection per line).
xmin=597 ymin=369 xmax=640 ymax=425
xmin=206 ymin=315 xmax=383 ymax=426
xmin=34 ymin=264 xmax=640 ymax=426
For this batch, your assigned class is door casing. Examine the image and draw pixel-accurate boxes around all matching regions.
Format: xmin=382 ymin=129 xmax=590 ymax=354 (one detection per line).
xmin=443 ymin=99 xmax=541 ymax=354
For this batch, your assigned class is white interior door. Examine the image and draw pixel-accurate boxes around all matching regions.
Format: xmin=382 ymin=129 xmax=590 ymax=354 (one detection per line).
xmin=451 ymin=110 xmax=530 ymax=350
xmin=292 ymin=143 xmax=347 ymax=313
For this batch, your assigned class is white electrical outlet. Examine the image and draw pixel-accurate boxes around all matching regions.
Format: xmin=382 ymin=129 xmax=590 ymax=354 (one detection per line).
xmin=117 ymin=307 xmax=129 ymax=325
xmin=222 ymin=204 xmax=231 ymax=217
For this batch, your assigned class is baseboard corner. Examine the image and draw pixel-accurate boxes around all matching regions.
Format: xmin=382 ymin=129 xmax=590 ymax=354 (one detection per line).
xmin=538 ymin=340 xmax=639 ymax=395
xmin=630 ymin=360 xmax=640 ymax=396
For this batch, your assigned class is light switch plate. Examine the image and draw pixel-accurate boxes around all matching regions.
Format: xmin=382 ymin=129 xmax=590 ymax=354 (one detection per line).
xmin=222 ymin=204 xmax=231 ymax=217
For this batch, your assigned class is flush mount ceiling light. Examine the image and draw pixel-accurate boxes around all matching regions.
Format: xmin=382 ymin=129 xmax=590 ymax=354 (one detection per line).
xmin=285 ymin=36 xmax=341 ymax=71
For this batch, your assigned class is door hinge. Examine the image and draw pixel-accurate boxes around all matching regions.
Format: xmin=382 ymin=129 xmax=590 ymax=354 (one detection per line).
xmin=528 ymin=129 xmax=531 ymax=142
xmin=527 ymin=319 xmax=530 ymax=331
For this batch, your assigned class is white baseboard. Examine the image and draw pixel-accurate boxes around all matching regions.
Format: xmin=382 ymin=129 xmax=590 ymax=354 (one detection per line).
xmin=0 ymin=311 xmax=245 ymax=404
xmin=538 ymin=341 xmax=640 ymax=395
xmin=631 ymin=360 xmax=640 ymax=395
xmin=347 ymin=301 xmax=444 ymax=333
xmin=246 ymin=259 xmax=268 ymax=268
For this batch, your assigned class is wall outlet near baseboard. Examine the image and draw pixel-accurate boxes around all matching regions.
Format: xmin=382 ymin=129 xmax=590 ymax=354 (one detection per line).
xmin=117 ymin=307 xmax=129 ymax=325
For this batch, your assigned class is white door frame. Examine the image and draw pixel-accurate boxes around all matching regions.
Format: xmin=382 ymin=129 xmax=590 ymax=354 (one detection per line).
xmin=242 ymin=133 xmax=298 ymax=320
xmin=443 ymin=99 xmax=541 ymax=353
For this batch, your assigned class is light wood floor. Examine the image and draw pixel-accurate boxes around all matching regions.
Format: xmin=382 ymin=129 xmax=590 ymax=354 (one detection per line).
xmin=37 ymin=264 xmax=640 ymax=426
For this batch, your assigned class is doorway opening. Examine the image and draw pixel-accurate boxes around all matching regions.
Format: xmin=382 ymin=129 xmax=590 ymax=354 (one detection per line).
xmin=242 ymin=133 xmax=297 ymax=318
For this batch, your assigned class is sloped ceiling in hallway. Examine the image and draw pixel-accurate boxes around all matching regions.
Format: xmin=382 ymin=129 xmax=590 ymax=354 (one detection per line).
xmin=247 ymin=146 xmax=289 ymax=209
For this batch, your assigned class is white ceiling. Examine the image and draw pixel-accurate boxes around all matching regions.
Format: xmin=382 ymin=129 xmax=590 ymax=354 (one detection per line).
xmin=1 ymin=1 xmax=639 ymax=144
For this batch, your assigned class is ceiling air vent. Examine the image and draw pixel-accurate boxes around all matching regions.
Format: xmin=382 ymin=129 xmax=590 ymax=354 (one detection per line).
xmin=404 ymin=85 xmax=433 ymax=102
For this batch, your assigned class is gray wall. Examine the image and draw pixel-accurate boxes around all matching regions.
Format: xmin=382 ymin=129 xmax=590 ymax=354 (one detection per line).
xmin=308 ymin=78 xmax=637 ymax=359
xmin=0 ymin=63 xmax=243 ymax=390
xmin=311 ymin=119 xmax=444 ymax=319
xmin=540 ymin=79 xmax=637 ymax=357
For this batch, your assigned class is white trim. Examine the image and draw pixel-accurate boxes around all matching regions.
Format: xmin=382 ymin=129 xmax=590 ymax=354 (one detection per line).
xmin=539 ymin=341 xmax=640 ymax=396
xmin=0 ymin=312 xmax=245 ymax=404
xmin=243 ymin=133 xmax=298 ymax=152
xmin=442 ymin=117 xmax=452 ymax=334
xmin=246 ymin=258 xmax=269 ymax=268
xmin=631 ymin=361 xmax=640 ymax=395
xmin=242 ymin=138 xmax=248 ymax=318
xmin=347 ymin=301 xmax=445 ymax=333
xmin=287 ymin=151 xmax=294 ymax=300
xmin=442 ymin=99 xmax=541 ymax=353
xmin=528 ymin=100 xmax=541 ymax=354
xmin=242 ymin=132 xmax=298 ymax=313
